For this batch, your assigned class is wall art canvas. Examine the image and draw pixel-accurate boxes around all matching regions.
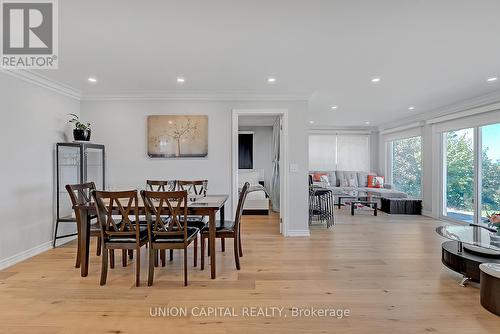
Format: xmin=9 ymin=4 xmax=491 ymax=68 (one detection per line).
xmin=147 ymin=115 xmax=208 ymax=158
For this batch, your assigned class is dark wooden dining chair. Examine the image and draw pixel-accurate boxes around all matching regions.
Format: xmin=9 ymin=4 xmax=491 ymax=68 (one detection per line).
xmin=141 ymin=190 xmax=199 ymax=286
xmin=65 ymin=182 xmax=101 ymax=268
xmin=91 ymin=190 xmax=148 ymax=287
xmin=146 ymin=180 xmax=176 ymax=192
xmin=176 ymin=180 xmax=208 ymax=223
xmin=176 ymin=180 xmax=210 ymax=257
xmin=146 ymin=180 xmax=178 ymax=265
xmin=201 ymin=182 xmax=250 ymax=270
xmin=176 ymin=180 xmax=209 ymax=229
xmin=177 ymin=180 xmax=207 ymax=195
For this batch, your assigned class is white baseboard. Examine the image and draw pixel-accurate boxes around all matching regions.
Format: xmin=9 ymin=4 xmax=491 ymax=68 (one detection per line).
xmin=0 ymin=241 xmax=52 ymax=271
xmin=0 ymin=236 xmax=76 ymax=271
xmin=422 ymin=210 xmax=434 ymax=218
xmin=286 ymin=229 xmax=311 ymax=237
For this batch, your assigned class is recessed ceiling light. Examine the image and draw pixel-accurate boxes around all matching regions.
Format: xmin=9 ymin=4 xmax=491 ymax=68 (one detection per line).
xmin=330 ymin=105 xmax=338 ymax=110
xmin=87 ymin=77 xmax=97 ymax=83
xmin=176 ymin=77 xmax=185 ymax=83
xmin=371 ymin=77 xmax=381 ymax=83
xmin=487 ymin=77 xmax=498 ymax=82
xmin=364 ymin=121 xmax=370 ymax=125
xmin=408 ymin=106 xmax=416 ymax=110
xmin=309 ymin=120 xmax=314 ymax=124
xmin=267 ymin=77 xmax=277 ymax=83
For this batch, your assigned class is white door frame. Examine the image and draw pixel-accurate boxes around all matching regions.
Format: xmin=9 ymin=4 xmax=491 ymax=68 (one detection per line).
xmin=231 ymin=109 xmax=289 ymax=236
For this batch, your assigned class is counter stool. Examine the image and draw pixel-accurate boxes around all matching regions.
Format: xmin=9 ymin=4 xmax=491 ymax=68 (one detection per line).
xmin=308 ymin=176 xmax=334 ymax=228
xmin=479 ymin=263 xmax=500 ymax=316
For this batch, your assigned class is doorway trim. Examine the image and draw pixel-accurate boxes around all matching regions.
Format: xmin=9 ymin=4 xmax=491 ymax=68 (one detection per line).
xmin=231 ymin=109 xmax=289 ymax=236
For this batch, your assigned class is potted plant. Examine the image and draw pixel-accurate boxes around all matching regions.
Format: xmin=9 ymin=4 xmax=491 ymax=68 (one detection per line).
xmin=485 ymin=212 xmax=500 ymax=246
xmin=68 ymin=113 xmax=91 ymax=141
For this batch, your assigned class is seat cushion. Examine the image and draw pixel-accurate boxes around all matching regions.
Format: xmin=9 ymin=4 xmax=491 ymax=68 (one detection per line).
xmin=180 ymin=216 xmax=208 ymax=229
xmin=107 ymin=225 xmax=148 ymax=243
xmin=365 ymin=188 xmax=408 ymax=198
xmin=201 ymin=220 xmax=235 ymax=233
xmin=153 ymin=226 xmax=199 ymax=243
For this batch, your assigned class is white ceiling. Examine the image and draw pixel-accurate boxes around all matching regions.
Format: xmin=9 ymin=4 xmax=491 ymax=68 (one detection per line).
xmin=35 ymin=0 xmax=500 ymax=127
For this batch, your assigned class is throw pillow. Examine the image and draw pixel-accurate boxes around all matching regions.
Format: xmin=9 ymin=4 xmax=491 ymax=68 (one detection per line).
xmin=367 ymin=175 xmax=376 ymax=188
xmin=374 ymin=176 xmax=384 ymax=188
xmin=320 ymin=174 xmax=330 ymax=185
xmin=348 ymin=178 xmax=358 ymax=187
xmin=313 ymin=172 xmax=328 ymax=182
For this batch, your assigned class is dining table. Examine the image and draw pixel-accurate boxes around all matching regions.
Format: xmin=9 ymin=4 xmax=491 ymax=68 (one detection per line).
xmin=74 ymin=194 xmax=228 ymax=280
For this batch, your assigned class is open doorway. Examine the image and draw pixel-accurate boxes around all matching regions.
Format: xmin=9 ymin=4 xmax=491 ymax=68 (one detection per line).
xmin=231 ymin=109 xmax=288 ymax=236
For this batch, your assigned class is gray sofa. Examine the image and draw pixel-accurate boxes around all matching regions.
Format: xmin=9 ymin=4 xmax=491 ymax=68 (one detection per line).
xmin=310 ymin=170 xmax=408 ymax=199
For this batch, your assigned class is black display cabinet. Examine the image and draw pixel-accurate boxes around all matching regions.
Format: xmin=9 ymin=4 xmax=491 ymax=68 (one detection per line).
xmin=54 ymin=142 xmax=105 ymax=246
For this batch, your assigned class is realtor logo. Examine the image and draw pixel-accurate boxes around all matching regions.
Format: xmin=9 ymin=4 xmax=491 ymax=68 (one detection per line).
xmin=1 ymin=0 xmax=58 ymax=69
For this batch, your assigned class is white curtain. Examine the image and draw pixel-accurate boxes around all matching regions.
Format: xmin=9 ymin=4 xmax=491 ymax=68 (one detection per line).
xmin=308 ymin=135 xmax=336 ymax=170
xmin=270 ymin=118 xmax=280 ymax=212
xmin=308 ymin=134 xmax=370 ymax=171
xmin=336 ymin=135 xmax=370 ymax=171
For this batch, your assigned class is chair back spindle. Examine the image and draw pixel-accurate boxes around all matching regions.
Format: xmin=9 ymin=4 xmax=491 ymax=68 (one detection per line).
xmin=91 ymin=190 xmax=140 ymax=241
xmin=177 ymin=180 xmax=208 ymax=196
xmin=141 ymin=190 xmax=189 ymax=243
xmin=146 ymin=180 xmax=176 ymax=192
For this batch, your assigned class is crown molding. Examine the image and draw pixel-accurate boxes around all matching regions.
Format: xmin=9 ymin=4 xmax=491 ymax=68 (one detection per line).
xmin=379 ymin=122 xmax=424 ymax=135
xmin=378 ymin=90 xmax=500 ymax=132
xmin=80 ymin=92 xmax=311 ymax=102
xmin=309 ymin=125 xmax=376 ymax=134
xmin=1 ymin=71 xmax=311 ymax=102
xmin=1 ymin=69 xmax=81 ymax=100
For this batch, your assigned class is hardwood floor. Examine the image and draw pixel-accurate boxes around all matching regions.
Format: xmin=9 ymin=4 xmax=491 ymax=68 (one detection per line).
xmin=0 ymin=209 xmax=498 ymax=333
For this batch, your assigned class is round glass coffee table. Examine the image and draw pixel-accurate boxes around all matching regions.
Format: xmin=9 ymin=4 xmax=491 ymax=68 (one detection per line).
xmin=436 ymin=225 xmax=500 ymax=286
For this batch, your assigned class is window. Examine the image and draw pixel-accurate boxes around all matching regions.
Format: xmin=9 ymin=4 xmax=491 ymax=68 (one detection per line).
xmin=443 ymin=128 xmax=474 ymax=223
xmin=390 ymin=136 xmax=422 ymax=198
xmin=336 ymin=135 xmax=370 ymax=171
xmin=308 ymin=135 xmax=337 ymax=170
xmin=441 ymin=123 xmax=500 ymax=224
xmin=480 ymin=123 xmax=500 ymax=219
xmin=308 ymin=134 xmax=370 ymax=171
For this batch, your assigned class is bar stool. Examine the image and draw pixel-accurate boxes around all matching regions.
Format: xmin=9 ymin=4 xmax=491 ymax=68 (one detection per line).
xmin=308 ymin=175 xmax=334 ymax=228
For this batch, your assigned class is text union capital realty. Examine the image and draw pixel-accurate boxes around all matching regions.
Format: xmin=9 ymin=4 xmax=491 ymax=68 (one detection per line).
xmin=150 ymin=306 xmax=351 ymax=319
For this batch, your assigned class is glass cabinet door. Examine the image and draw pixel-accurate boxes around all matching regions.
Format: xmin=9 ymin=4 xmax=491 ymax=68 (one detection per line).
xmin=85 ymin=146 xmax=105 ymax=190
xmin=57 ymin=145 xmax=81 ymax=220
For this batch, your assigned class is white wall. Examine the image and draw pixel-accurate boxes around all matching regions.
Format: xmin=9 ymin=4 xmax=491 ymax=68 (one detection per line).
xmin=238 ymin=125 xmax=273 ymax=189
xmin=81 ymin=99 xmax=309 ymax=233
xmin=0 ymin=73 xmax=80 ymax=268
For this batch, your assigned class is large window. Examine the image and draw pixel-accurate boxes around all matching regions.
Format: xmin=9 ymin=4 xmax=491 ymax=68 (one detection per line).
xmin=308 ymin=134 xmax=370 ymax=171
xmin=481 ymin=123 xmax=500 ymax=218
xmin=443 ymin=128 xmax=474 ymax=223
xmin=441 ymin=123 xmax=500 ymax=224
xmin=390 ymin=136 xmax=422 ymax=198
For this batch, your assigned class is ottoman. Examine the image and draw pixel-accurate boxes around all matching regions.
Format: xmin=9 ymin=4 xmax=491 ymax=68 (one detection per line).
xmin=479 ymin=263 xmax=500 ymax=316
xmin=380 ymin=197 xmax=422 ymax=215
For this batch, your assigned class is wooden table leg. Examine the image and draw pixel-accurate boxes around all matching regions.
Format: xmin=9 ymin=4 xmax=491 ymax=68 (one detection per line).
xmin=80 ymin=211 xmax=90 ymax=277
xmin=209 ymin=210 xmax=216 ymax=279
